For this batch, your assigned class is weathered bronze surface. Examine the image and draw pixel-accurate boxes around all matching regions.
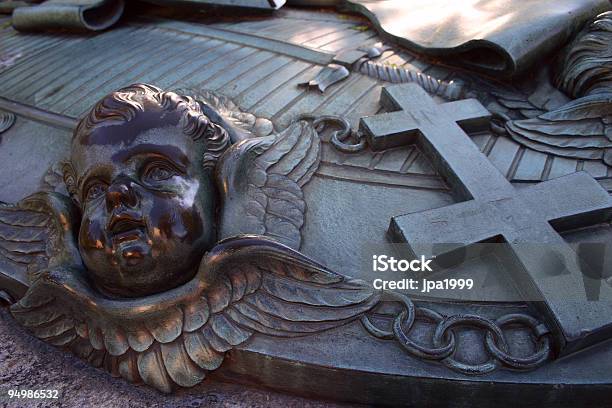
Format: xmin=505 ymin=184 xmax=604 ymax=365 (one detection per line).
xmin=345 ymin=0 xmax=611 ymax=77
xmin=504 ymin=12 xmax=612 ymax=166
xmin=9 ymin=0 xmax=286 ymax=32
xmin=1 ymin=3 xmax=612 ymax=407
xmin=11 ymin=0 xmax=125 ymax=32
xmin=2 ymin=82 xmax=383 ymax=392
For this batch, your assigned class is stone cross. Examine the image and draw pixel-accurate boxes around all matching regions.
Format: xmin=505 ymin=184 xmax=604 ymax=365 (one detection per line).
xmin=360 ymin=83 xmax=612 ymax=355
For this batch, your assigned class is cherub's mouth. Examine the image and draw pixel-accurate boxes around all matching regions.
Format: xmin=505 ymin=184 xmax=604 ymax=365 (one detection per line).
xmin=108 ymin=215 xmax=146 ymax=243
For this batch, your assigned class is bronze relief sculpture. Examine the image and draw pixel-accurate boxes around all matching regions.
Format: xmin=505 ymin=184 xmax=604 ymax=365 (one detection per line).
xmin=1 ymin=81 xmax=558 ymax=393
xmin=4 ymin=84 xmax=379 ymax=391
xmin=1 ymin=3 xmax=612 ymax=406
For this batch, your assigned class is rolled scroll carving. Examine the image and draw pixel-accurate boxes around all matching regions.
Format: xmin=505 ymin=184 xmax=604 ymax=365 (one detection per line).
xmin=503 ymin=12 xmax=612 ymax=167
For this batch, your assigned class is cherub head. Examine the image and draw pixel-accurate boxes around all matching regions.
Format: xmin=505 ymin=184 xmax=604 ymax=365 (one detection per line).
xmin=63 ymin=84 xmax=230 ymax=298
xmin=6 ymin=84 xmax=331 ymax=392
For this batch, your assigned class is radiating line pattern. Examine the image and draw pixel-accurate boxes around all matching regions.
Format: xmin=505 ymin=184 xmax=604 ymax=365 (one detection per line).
xmin=0 ymin=8 xmax=609 ymax=191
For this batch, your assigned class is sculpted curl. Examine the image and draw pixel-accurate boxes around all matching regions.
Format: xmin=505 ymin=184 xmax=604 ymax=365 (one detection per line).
xmin=64 ymin=83 xmax=230 ymax=198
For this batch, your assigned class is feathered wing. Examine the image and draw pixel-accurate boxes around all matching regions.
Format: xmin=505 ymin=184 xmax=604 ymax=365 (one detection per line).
xmin=11 ymin=236 xmax=379 ymax=393
xmin=460 ymin=67 xmax=573 ymax=120
xmin=216 ymin=120 xmax=321 ymax=250
xmin=505 ymin=93 xmax=612 ymax=163
xmin=489 ymin=87 xmax=547 ymax=119
xmin=0 ymin=192 xmax=81 ymax=301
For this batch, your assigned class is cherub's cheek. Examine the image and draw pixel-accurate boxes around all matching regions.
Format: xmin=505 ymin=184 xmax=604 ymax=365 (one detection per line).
xmin=79 ymin=216 xmax=108 ymax=252
xmin=175 ymin=179 xmax=199 ymax=208
xmin=154 ymin=202 xmax=189 ymax=241
xmin=179 ymin=207 xmax=204 ymax=241
xmin=145 ymin=195 xmax=201 ymax=244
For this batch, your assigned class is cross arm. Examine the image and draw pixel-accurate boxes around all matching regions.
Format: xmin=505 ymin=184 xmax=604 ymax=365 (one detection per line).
xmin=520 ymin=172 xmax=612 ymax=231
xmin=360 ymin=84 xmax=492 ymax=152
xmin=439 ymin=99 xmax=492 ymax=133
xmin=359 ymin=109 xmax=421 ymax=151
xmin=389 ymin=199 xmax=505 ymax=260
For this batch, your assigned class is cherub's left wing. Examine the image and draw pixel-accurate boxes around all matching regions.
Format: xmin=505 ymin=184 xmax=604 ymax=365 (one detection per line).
xmin=136 ymin=237 xmax=378 ymax=392
xmin=200 ymin=236 xmax=379 ymax=337
xmin=11 ymin=236 xmax=379 ymax=393
xmin=216 ymin=121 xmax=321 ymax=249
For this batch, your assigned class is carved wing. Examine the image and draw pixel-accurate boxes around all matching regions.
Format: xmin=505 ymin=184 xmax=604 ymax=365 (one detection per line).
xmin=505 ymin=93 xmax=612 ymax=164
xmin=488 ymin=87 xmax=547 ymax=119
xmin=460 ymin=67 xmax=571 ymax=120
xmin=174 ymin=88 xmax=274 ymax=142
xmin=11 ymin=236 xmax=379 ymax=393
xmin=0 ymin=192 xmax=81 ymax=301
xmin=216 ymin=120 xmax=321 ymax=250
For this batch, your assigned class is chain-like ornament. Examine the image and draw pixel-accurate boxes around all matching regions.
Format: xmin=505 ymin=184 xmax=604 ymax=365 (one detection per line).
xmin=299 ymin=111 xmax=553 ymax=374
xmin=299 ymin=113 xmax=367 ymax=153
xmin=361 ymin=291 xmax=552 ymax=375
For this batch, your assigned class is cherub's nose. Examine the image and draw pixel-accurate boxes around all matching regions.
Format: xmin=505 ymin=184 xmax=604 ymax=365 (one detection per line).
xmin=106 ymin=178 xmax=138 ymax=210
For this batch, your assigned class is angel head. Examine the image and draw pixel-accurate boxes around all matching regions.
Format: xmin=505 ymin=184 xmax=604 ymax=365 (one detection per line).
xmin=63 ymin=83 xmax=230 ymax=298
xmin=7 ymin=83 xmax=332 ymax=392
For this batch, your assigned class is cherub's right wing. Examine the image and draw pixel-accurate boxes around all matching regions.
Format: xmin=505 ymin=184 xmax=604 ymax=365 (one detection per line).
xmin=0 ymin=192 xmax=82 ymax=301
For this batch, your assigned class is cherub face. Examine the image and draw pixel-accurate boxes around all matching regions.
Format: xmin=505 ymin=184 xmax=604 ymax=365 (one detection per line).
xmin=70 ymin=103 xmax=216 ymax=297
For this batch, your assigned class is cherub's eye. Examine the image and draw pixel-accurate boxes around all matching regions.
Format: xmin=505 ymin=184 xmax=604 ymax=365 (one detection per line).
xmin=144 ymin=163 xmax=177 ymax=182
xmin=85 ymin=182 xmax=107 ymax=202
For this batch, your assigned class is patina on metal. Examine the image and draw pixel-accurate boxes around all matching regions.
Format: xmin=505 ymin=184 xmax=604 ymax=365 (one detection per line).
xmin=345 ymin=0 xmax=611 ymax=77
xmin=360 ymin=82 xmax=612 ymax=355
xmin=0 ymin=80 xmax=555 ymax=392
xmin=11 ymin=0 xmax=125 ymax=32
xmin=503 ymin=12 xmax=612 ymax=166
xmin=2 ymin=83 xmax=378 ymax=391
xmin=1 ymin=3 xmax=612 ymax=407
xmin=9 ymin=0 xmax=287 ymax=32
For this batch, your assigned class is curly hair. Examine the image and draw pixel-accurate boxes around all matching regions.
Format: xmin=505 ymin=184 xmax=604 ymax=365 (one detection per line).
xmin=65 ymin=83 xmax=230 ymax=197
xmin=556 ymin=11 xmax=612 ymax=98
